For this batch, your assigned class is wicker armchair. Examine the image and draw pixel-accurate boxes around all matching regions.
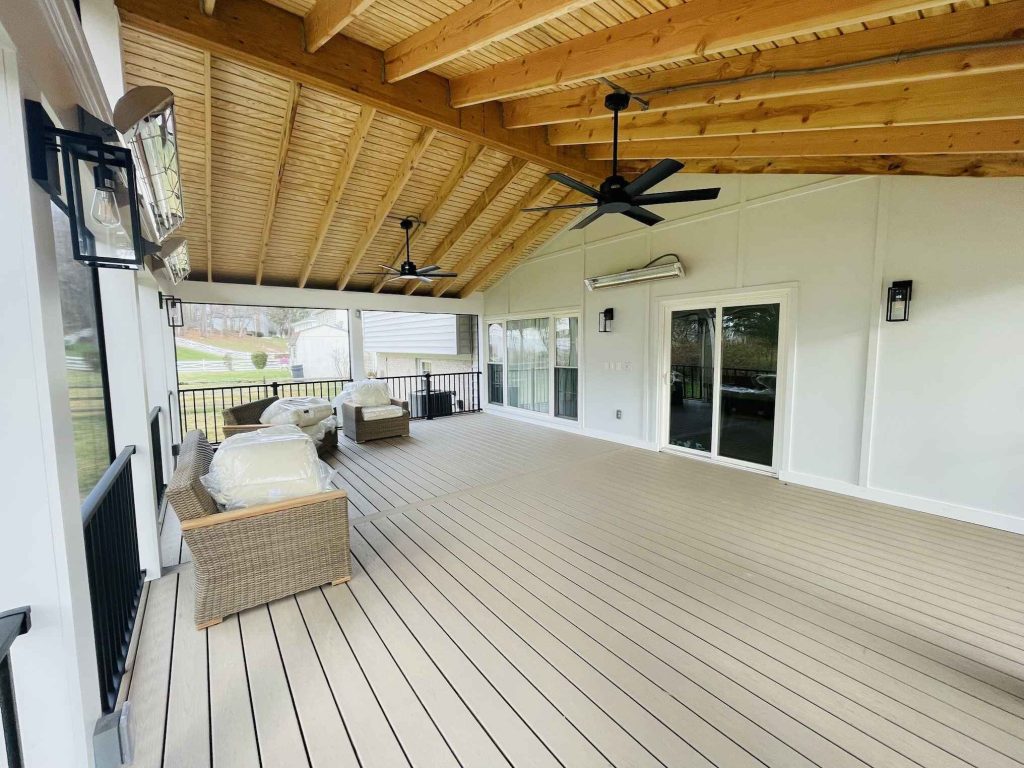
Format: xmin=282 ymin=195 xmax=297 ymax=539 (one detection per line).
xmin=222 ymin=396 xmax=338 ymax=454
xmin=166 ymin=430 xmax=351 ymax=629
xmin=340 ymin=398 xmax=410 ymax=443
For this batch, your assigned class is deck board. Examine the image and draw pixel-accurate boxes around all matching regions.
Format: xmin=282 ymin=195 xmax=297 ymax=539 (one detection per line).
xmin=132 ymin=413 xmax=1024 ymax=768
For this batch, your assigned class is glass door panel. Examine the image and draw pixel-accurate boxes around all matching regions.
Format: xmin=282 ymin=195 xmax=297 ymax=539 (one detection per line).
xmin=506 ymin=318 xmax=550 ymax=413
xmin=668 ymin=309 xmax=716 ymax=452
xmin=718 ymin=304 xmax=780 ymax=466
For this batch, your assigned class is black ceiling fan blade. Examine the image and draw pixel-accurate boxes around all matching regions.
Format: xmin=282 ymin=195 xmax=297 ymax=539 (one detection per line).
xmin=633 ymin=188 xmax=721 ymax=206
xmin=571 ymin=208 xmax=609 ymax=230
xmin=523 ymin=202 xmax=599 ymax=212
xmin=622 ymin=206 xmax=664 ymax=227
xmin=422 ymin=271 xmax=457 ymax=278
xmin=417 ymin=265 xmax=440 ymax=274
xmin=548 ymin=172 xmax=601 ymax=199
xmin=622 ymin=158 xmax=684 ymax=196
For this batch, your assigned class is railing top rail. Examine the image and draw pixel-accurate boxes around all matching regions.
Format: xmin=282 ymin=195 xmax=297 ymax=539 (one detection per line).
xmin=81 ymin=445 xmax=137 ymax=526
xmin=148 ymin=405 xmax=161 ymax=420
xmin=0 ymin=606 xmax=31 ymax=658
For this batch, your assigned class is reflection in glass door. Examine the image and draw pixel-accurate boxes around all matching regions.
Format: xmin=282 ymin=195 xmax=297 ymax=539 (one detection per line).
xmin=668 ymin=309 xmax=716 ymax=452
xmin=665 ymin=301 xmax=781 ymax=469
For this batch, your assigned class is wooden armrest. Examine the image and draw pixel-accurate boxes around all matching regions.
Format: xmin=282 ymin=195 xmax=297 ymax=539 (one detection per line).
xmin=180 ymin=489 xmax=348 ymax=531
xmin=222 ymin=423 xmax=269 ymax=436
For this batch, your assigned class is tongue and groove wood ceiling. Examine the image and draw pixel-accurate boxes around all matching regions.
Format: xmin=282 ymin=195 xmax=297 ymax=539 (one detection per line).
xmin=116 ymin=0 xmax=1024 ymax=291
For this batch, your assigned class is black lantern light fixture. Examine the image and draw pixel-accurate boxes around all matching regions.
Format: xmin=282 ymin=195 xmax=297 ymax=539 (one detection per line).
xmin=886 ymin=280 xmax=913 ymax=322
xmin=161 ymin=293 xmax=184 ymax=329
xmin=598 ymin=307 xmax=614 ymax=333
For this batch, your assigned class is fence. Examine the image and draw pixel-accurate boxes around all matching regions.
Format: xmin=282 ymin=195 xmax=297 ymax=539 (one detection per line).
xmin=0 ymin=606 xmax=30 ymax=768
xmin=179 ymin=372 xmax=483 ymax=444
xmin=81 ymin=446 xmax=144 ymax=714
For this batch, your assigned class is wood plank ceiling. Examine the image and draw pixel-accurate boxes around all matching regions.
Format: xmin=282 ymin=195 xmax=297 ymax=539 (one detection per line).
xmin=117 ymin=0 xmax=1024 ymax=292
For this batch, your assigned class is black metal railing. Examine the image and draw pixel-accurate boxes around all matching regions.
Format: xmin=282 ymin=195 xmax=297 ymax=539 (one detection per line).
xmin=149 ymin=406 xmax=164 ymax=506
xmin=0 ymin=606 xmax=31 ymax=768
xmin=82 ymin=446 xmax=144 ymax=714
xmin=178 ymin=372 xmax=483 ymax=443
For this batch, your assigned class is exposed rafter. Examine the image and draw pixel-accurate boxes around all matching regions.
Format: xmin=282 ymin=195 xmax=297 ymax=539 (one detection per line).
xmin=335 ymin=126 xmax=437 ymax=291
xmin=616 ymin=154 xmax=1024 ymax=178
xmin=548 ymin=71 xmax=1024 ymax=145
xmin=384 ymin=0 xmax=594 ymax=82
xmin=371 ymin=143 xmax=487 ymax=293
xmin=457 ymin=192 xmax=586 ymax=298
xmin=400 ymin=157 xmax=529 ymax=294
xmin=448 ymin=0 xmax=954 ymax=106
xmin=256 ymin=82 xmax=300 ymax=285
xmin=200 ymin=0 xmax=215 ymax=15
xmin=115 ymin=0 xmax=605 ymax=183
xmin=501 ymin=1 xmax=1024 ymax=128
xmin=585 ymin=121 xmax=1024 ymax=160
xmin=298 ymin=105 xmax=376 ymax=288
xmin=431 ymin=176 xmax=559 ymax=297
xmin=305 ymin=0 xmax=376 ymax=54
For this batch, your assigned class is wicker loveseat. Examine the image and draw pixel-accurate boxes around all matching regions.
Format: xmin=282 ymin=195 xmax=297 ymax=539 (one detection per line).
xmin=222 ymin=396 xmax=339 ymax=454
xmin=340 ymin=397 xmax=411 ymax=443
xmin=166 ymin=430 xmax=351 ymax=629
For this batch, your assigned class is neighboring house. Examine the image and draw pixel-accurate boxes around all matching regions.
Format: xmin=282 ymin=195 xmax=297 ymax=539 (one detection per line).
xmin=362 ymin=311 xmax=476 ymax=376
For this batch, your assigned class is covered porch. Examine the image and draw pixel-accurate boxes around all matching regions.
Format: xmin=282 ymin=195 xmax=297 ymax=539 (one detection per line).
xmin=126 ymin=414 xmax=1024 ymax=768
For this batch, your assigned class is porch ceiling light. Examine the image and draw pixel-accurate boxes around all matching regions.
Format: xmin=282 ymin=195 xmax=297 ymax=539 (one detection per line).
xmin=584 ymin=253 xmax=684 ymax=290
xmin=113 ymin=86 xmax=185 ymax=245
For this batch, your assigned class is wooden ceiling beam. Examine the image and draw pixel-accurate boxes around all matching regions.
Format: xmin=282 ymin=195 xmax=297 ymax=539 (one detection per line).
xmin=384 ymin=0 xmax=594 ymax=82
xmin=548 ymin=71 xmax=1024 ymax=145
xmin=371 ymin=143 xmax=487 ymax=293
xmin=305 ymin=0 xmax=376 ymax=54
xmin=502 ymin=1 xmax=1024 ymax=128
xmin=115 ymin=0 xmax=605 ymax=183
xmin=200 ymin=0 xmax=215 ymax=15
xmin=449 ymin=0 xmax=954 ymax=106
xmin=297 ymin=105 xmax=375 ymax=288
xmin=431 ymin=176 xmax=559 ymax=296
xmin=335 ymin=126 xmax=437 ymax=291
xmin=585 ymin=121 xmax=1024 ymax=160
xmin=457 ymin=192 xmax=585 ymax=297
xmin=399 ymin=157 xmax=529 ymax=294
xmin=256 ymin=82 xmax=300 ymax=286
xmin=616 ymin=155 xmax=1024 ymax=177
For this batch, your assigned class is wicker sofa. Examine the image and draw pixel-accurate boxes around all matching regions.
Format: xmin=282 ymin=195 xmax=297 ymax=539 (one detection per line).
xmin=340 ymin=397 xmax=411 ymax=443
xmin=166 ymin=430 xmax=351 ymax=629
xmin=222 ymin=396 xmax=339 ymax=454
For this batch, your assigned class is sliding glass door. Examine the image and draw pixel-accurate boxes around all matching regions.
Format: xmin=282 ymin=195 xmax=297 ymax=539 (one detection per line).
xmin=664 ymin=297 xmax=783 ymax=471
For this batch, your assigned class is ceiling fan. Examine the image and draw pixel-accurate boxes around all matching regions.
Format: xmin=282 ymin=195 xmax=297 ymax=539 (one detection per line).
xmin=357 ymin=217 xmax=458 ymax=284
xmin=525 ymin=90 xmax=721 ymax=229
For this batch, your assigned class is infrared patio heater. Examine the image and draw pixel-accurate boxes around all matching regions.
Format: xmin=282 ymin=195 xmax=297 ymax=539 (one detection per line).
xmin=25 ymin=85 xmax=187 ymax=275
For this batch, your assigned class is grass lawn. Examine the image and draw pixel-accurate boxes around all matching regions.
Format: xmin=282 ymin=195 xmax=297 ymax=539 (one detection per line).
xmin=177 ymin=368 xmax=293 ymax=387
xmin=177 ymin=330 xmax=288 ymax=355
xmin=175 ymin=346 xmax=223 ymax=362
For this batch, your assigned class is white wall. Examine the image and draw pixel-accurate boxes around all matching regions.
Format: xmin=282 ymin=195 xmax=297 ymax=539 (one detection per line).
xmin=484 ymin=173 xmax=1024 ymax=532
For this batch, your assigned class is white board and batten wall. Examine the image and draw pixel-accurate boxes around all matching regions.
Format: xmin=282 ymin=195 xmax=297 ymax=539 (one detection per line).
xmin=483 ymin=173 xmax=1024 ymax=534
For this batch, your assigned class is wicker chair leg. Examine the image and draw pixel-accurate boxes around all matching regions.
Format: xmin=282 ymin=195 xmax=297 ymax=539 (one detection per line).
xmin=331 ymin=576 xmax=351 ymax=586
xmin=196 ymin=617 xmax=223 ymax=630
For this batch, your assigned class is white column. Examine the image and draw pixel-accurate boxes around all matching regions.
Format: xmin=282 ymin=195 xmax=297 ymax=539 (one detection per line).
xmin=97 ymin=269 xmax=163 ymax=581
xmin=137 ymin=276 xmax=176 ymax=488
xmin=0 ymin=47 xmax=100 ymax=768
xmin=350 ymin=309 xmax=366 ymax=380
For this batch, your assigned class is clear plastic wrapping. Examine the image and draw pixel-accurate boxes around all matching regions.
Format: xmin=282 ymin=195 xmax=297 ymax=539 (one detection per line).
xmin=259 ymin=396 xmax=334 ymax=427
xmin=201 ymin=425 xmax=335 ymax=510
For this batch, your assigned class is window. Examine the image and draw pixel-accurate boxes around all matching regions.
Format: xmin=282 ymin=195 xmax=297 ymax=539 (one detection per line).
xmin=488 ymin=313 xmax=579 ymax=421
xmin=53 ymin=202 xmax=114 ymax=500
xmin=554 ymin=317 xmax=578 ymax=420
xmin=487 ymin=322 xmax=503 ymax=404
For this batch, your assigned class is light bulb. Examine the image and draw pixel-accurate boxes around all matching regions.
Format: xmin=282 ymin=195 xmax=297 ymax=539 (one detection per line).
xmin=91 ymin=187 xmax=121 ymax=228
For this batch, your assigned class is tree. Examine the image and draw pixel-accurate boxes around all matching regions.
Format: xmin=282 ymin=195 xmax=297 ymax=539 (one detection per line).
xmin=251 ymin=351 xmax=268 ymax=370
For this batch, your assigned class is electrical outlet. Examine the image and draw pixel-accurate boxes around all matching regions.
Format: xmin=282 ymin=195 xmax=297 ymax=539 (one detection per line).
xmin=616 ymin=409 xmax=622 ymax=419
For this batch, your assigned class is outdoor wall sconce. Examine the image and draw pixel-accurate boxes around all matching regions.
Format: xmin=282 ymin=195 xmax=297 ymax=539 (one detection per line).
xmin=25 ymin=100 xmax=146 ymax=269
xmin=161 ymin=294 xmax=184 ymax=328
xmin=599 ymin=307 xmax=614 ymax=333
xmin=886 ymin=280 xmax=913 ymax=322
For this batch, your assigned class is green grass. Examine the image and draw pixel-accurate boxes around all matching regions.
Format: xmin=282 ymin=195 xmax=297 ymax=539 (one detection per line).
xmin=177 ymin=330 xmax=288 ymax=355
xmin=175 ymin=346 xmax=223 ymax=362
xmin=177 ymin=368 xmax=293 ymax=387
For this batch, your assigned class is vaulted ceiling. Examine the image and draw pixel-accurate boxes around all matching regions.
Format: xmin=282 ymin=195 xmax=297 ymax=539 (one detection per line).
xmin=116 ymin=0 xmax=1024 ymax=292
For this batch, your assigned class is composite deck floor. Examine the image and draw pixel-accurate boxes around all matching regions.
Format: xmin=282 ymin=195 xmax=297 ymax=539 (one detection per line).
xmin=128 ymin=413 xmax=1024 ymax=768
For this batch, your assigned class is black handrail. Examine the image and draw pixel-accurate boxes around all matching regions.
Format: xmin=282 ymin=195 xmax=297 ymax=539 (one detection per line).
xmin=0 ymin=606 xmax=31 ymax=768
xmin=82 ymin=446 xmax=144 ymax=714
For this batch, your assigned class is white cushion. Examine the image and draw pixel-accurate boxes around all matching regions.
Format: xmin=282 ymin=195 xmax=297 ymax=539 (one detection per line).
xmin=260 ymin=397 xmax=334 ymax=427
xmin=200 ymin=425 xmax=333 ymax=510
xmin=300 ymin=415 xmax=337 ymax=445
xmin=345 ymin=379 xmax=392 ymax=407
xmin=360 ymin=404 xmax=405 ymax=421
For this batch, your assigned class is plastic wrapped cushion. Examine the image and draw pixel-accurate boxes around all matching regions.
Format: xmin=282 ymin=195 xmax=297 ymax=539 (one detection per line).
xmin=300 ymin=415 xmax=337 ymax=444
xmin=200 ymin=425 xmax=334 ymax=510
xmin=344 ymin=379 xmax=392 ymax=407
xmin=361 ymin=405 xmax=405 ymax=421
xmin=260 ymin=397 xmax=334 ymax=428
